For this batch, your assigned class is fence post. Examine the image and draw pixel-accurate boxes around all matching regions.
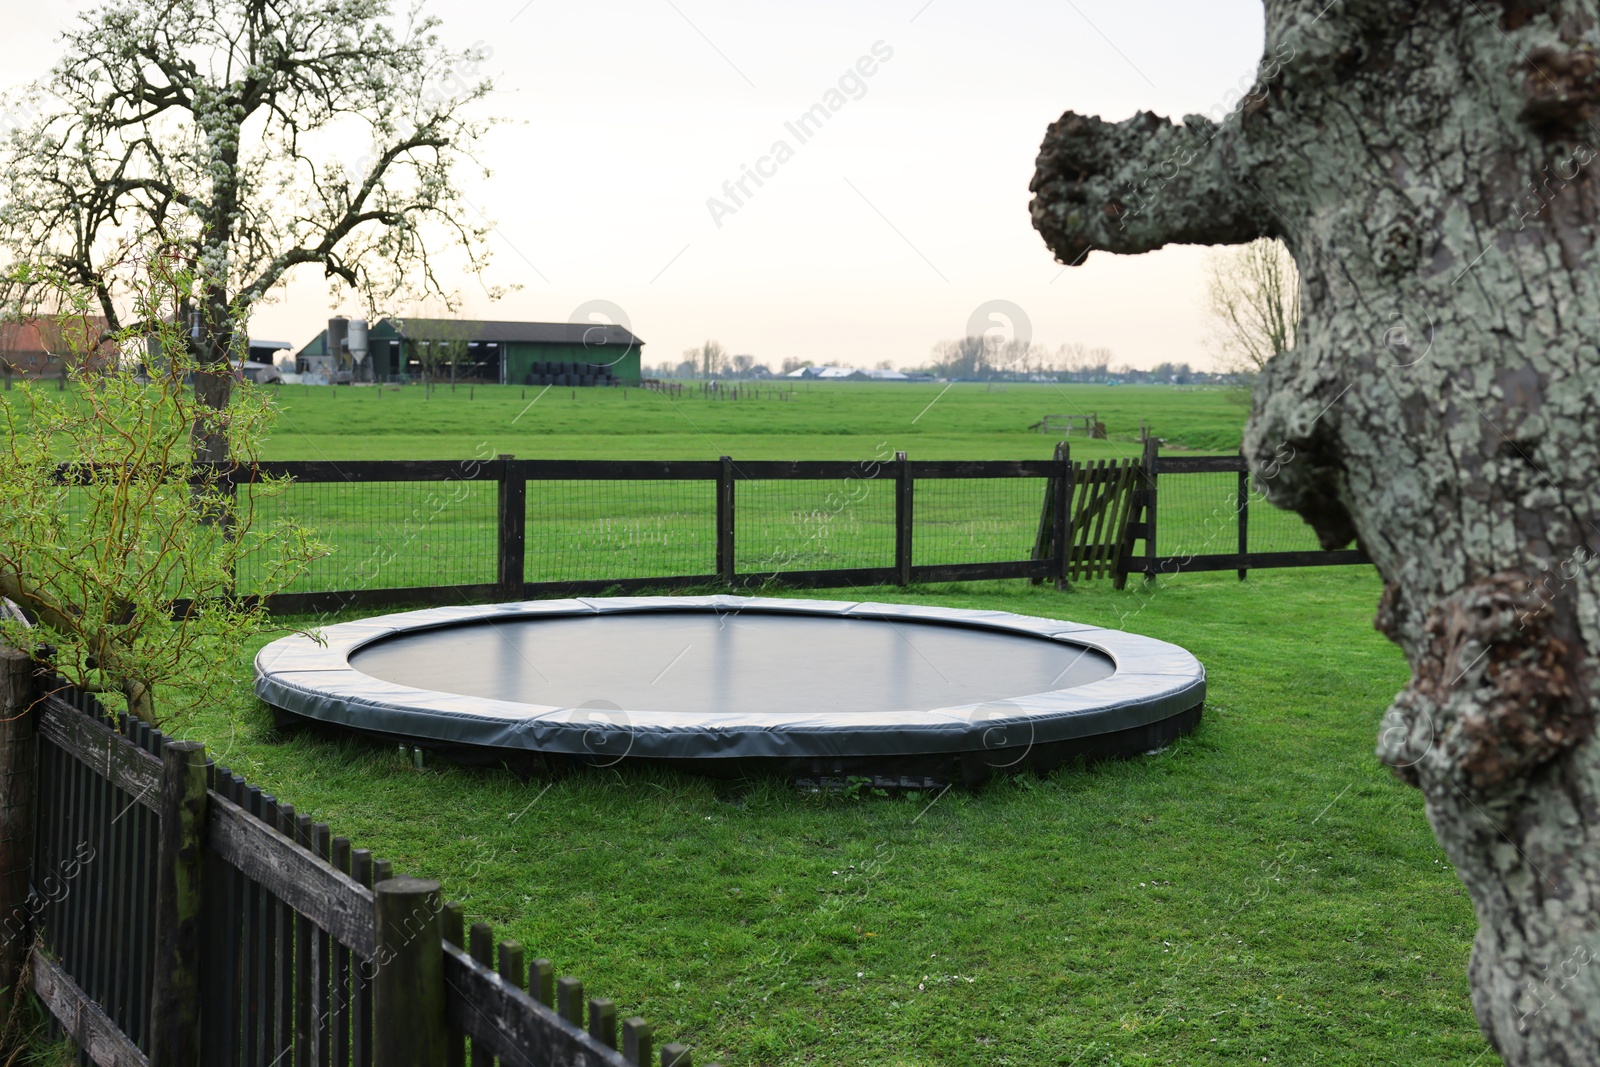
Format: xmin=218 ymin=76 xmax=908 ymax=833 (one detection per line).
xmin=1141 ymin=436 xmax=1160 ymax=582
xmin=441 ymin=901 xmax=466 ymax=1067
xmin=623 ymin=1018 xmax=653 ymax=1065
xmin=1237 ymin=455 xmax=1250 ymax=582
xmin=497 ymin=454 xmax=526 ymax=600
xmin=894 ymin=452 xmax=912 ymax=586
xmin=1052 ymin=442 xmax=1071 ymax=590
xmin=221 ymin=465 xmax=240 ymax=602
xmin=0 ymin=640 xmax=36 ymax=1008
xmin=716 ymin=456 xmax=735 ymax=585
xmin=150 ymin=740 xmax=209 ymax=1066
xmin=373 ymin=877 xmax=447 ymax=1067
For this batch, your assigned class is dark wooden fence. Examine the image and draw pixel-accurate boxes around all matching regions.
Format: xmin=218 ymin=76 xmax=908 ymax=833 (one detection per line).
xmin=12 ymin=670 xmax=708 ymax=1067
xmin=1029 ymin=445 xmax=1141 ymax=584
xmin=1112 ymin=443 xmax=1371 ymax=587
xmin=232 ymin=445 xmax=1367 ymax=615
xmin=241 ymin=453 xmax=1081 ymax=616
xmin=49 ymin=445 xmax=1369 ymax=623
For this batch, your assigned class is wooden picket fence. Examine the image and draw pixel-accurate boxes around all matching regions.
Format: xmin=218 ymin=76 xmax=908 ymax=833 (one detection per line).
xmin=4 ymin=666 xmax=709 ymax=1067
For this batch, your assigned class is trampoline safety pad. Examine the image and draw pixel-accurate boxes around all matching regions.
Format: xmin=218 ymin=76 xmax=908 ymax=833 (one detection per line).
xmin=254 ymin=595 xmax=1205 ymax=766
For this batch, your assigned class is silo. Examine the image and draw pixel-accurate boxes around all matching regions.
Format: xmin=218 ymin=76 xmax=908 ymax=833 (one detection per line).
xmin=327 ymin=316 xmax=348 ymax=356
xmin=348 ymin=318 xmax=370 ymax=380
xmin=325 ymin=317 xmax=351 ymax=382
xmin=348 ymin=319 xmax=368 ymax=360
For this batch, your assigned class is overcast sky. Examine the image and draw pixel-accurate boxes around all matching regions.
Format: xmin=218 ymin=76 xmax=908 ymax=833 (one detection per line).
xmin=7 ymin=1 xmax=1266 ymax=370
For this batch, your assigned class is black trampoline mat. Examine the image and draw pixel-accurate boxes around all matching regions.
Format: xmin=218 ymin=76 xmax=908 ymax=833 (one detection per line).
xmin=348 ymin=611 xmax=1116 ymax=715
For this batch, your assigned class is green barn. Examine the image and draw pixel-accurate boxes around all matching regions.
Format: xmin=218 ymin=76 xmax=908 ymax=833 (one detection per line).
xmin=296 ymin=317 xmax=644 ymax=384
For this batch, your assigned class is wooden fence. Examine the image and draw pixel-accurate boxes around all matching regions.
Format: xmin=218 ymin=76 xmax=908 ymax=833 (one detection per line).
xmin=238 ymin=453 xmax=1082 ymax=616
xmin=1111 ymin=442 xmax=1371 ymax=587
xmin=49 ymin=444 xmax=1371 ymax=622
xmin=6 ymin=666 xmax=709 ymax=1067
xmin=230 ymin=445 xmax=1367 ymax=614
xmin=1029 ymin=444 xmax=1141 ymax=584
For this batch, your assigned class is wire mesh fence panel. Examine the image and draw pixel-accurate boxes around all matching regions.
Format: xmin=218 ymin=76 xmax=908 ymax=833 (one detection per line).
xmin=734 ymin=477 xmax=895 ymax=574
xmin=1245 ymin=485 xmax=1326 ymax=553
xmin=1153 ymin=471 xmax=1242 ymax=560
xmin=525 ymin=479 xmax=717 ymax=582
xmin=239 ymin=479 xmax=499 ymax=594
xmin=913 ymin=478 xmax=1044 ymax=566
xmin=55 ymin=485 xmax=92 ymax=527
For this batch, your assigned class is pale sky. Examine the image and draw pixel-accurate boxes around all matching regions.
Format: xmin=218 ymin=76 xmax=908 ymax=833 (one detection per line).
xmin=6 ymin=1 xmax=1266 ymax=370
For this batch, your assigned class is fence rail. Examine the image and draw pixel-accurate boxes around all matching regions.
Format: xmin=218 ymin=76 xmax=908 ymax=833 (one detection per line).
xmin=16 ymin=672 xmax=708 ymax=1067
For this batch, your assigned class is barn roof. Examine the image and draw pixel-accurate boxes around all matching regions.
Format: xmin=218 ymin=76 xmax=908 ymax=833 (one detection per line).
xmin=375 ymin=318 xmax=643 ymax=347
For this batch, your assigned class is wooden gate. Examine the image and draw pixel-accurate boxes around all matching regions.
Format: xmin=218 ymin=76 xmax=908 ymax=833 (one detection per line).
xmin=1031 ymin=445 xmax=1142 ymax=585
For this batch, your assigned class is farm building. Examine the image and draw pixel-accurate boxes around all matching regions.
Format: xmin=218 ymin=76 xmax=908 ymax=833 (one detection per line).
xmin=0 ymin=317 xmax=120 ymax=379
xmin=295 ymin=317 xmax=644 ymax=385
xmin=784 ymin=365 xmax=909 ymax=380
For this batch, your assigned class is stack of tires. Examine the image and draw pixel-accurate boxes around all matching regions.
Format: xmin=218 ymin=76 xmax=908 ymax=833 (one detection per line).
xmin=523 ymin=360 xmax=618 ymax=387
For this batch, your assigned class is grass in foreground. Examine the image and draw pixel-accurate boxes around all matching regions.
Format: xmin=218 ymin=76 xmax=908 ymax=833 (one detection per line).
xmin=176 ymin=569 xmax=1492 ymax=1066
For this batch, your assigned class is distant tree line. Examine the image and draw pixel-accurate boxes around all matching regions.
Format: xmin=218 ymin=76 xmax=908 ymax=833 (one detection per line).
xmin=642 ymin=336 xmax=1247 ymax=384
xmin=645 ymin=340 xmax=776 ymax=379
xmin=910 ymin=340 xmax=1237 ymax=385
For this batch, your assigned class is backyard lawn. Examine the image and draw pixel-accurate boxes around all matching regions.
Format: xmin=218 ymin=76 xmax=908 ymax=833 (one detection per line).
xmin=177 ymin=568 xmax=1490 ymax=1066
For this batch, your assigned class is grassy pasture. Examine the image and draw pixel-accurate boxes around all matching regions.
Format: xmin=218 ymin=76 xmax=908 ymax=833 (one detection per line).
xmin=252 ymin=381 xmax=1250 ymax=461
xmin=231 ymin=382 xmax=1321 ymax=595
xmin=217 ymin=383 xmax=1486 ymax=1063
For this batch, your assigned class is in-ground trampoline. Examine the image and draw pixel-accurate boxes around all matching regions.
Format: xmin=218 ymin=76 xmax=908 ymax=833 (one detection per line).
xmin=255 ymin=596 xmax=1205 ymax=782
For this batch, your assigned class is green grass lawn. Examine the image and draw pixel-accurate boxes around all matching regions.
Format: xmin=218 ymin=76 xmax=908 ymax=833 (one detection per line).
xmin=175 ymin=569 xmax=1493 ymax=1066
xmin=252 ymin=381 xmax=1250 ymax=462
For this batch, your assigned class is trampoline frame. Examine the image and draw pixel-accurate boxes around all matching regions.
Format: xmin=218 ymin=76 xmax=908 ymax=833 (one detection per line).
xmin=255 ymin=595 xmax=1205 ymax=766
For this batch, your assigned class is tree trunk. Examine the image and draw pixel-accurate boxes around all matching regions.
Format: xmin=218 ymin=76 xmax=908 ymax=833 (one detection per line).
xmin=190 ymin=368 xmax=234 ymax=464
xmin=1030 ymin=3 xmax=1600 ymax=1063
xmin=190 ymin=295 xmax=235 ymax=464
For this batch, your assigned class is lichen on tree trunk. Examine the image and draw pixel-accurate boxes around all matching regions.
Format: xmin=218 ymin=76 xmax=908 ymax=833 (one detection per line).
xmin=1030 ymin=3 xmax=1600 ymax=1063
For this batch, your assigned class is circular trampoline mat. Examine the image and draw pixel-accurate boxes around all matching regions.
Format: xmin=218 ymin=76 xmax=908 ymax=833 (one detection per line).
xmin=348 ymin=612 xmax=1117 ymax=716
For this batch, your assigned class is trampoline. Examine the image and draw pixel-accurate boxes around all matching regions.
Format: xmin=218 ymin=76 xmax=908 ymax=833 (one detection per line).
xmin=255 ymin=596 xmax=1205 ymax=780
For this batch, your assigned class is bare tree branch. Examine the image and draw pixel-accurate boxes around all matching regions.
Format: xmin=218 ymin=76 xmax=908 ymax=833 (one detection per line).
xmin=1205 ymin=237 xmax=1299 ymax=375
